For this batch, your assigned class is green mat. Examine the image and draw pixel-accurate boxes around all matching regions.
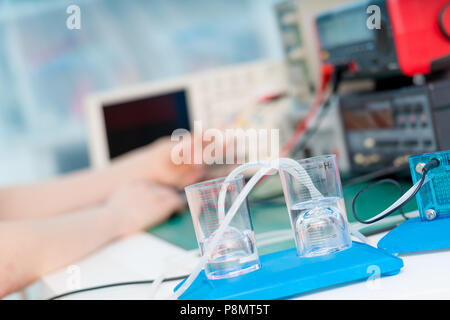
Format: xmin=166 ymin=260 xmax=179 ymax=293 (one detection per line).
xmin=149 ymin=176 xmax=417 ymax=253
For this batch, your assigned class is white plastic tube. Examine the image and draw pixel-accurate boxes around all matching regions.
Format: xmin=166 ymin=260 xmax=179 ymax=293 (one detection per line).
xmin=279 ymin=158 xmax=368 ymax=243
xmin=274 ymin=158 xmax=323 ymax=200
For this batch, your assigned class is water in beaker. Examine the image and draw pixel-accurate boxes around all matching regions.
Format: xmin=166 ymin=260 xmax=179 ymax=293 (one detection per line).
xmin=289 ymin=197 xmax=351 ymax=257
xmin=185 ymin=176 xmax=260 ymax=280
xmin=199 ymin=226 xmax=259 ymax=279
xmin=280 ymin=155 xmax=352 ymax=257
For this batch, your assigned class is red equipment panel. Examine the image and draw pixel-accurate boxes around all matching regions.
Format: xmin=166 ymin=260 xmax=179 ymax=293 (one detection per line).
xmin=388 ymin=0 xmax=450 ymax=76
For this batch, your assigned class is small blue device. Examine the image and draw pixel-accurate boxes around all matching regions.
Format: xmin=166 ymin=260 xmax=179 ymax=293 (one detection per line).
xmin=409 ymin=150 xmax=450 ymax=221
xmin=379 ymin=150 xmax=450 ymax=254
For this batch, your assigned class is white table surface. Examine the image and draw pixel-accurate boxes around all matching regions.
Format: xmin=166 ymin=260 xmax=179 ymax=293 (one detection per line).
xmin=36 ymin=233 xmax=192 ymax=300
xmin=31 ymin=228 xmax=450 ymax=300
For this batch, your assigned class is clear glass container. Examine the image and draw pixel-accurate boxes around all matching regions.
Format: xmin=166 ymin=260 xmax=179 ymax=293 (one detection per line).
xmin=279 ymin=155 xmax=352 ymax=257
xmin=185 ymin=175 xmax=260 ymax=279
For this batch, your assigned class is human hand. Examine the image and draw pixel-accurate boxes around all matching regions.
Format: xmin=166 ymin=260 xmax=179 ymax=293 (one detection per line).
xmin=113 ymin=137 xmax=206 ymax=189
xmin=105 ymin=182 xmax=184 ymax=237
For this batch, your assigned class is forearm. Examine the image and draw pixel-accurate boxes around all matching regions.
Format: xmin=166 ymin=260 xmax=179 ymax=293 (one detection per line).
xmin=0 ymin=164 xmax=134 ymax=220
xmin=0 ymin=138 xmax=202 ymax=220
xmin=0 ymin=206 xmax=123 ymax=297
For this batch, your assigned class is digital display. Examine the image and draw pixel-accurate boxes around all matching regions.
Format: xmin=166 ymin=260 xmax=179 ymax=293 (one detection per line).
xmin=103 ymin=90 xmax=190 ymax=159
xmin=317 ymin=7 xmax=373 ymax=50
xmin=342 ymin=105 xmax=395 ymax=131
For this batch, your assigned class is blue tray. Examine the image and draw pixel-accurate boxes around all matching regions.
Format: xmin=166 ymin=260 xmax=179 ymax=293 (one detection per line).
xmin=378 ymin=216 xmax=450 ymax=254
xmin=175 ymin=241 xmax=403 ymax=300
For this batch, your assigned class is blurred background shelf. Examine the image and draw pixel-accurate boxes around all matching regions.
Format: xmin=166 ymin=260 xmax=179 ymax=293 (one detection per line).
xmin=0 ymin=0 xmax=283 ymax=186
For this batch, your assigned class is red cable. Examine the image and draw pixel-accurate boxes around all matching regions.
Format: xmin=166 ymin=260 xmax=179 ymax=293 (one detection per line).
xmin=253 ymin=64 xmax=335 ymax=187
xmin=280 ymin=63 xmax=335 ymax=157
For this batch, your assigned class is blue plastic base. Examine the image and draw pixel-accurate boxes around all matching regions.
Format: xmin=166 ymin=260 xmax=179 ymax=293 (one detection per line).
xmin=175 ymin=241 xmax=403 ymax=300
xmin=378 ymin=216 xmax=450 ymax=254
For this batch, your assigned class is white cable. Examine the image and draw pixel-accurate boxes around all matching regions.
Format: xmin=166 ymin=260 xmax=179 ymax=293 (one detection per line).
xmin=149 ymin=249 xmax=199 ymax=299
xmin=216 ymin=160 xmax=270 ymax=221
xmin=274 ymin=158 xmax=323 ymax=200
xmin=349 ymin=225 xmax=370 ymax=244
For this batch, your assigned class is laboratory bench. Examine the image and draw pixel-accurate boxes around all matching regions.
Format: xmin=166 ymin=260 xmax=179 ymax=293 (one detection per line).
xmin=22 ymin=177 xmax=450 ymax=299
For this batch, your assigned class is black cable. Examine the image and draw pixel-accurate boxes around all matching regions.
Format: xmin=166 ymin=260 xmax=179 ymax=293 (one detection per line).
xmin=253 ymin=165 xmax=410 ymax=206
xmin=291 ymin=99 xmax=333 ymax=155
xmin=249 ymin=64 xmax=365 ymax=204
xmin=290 ymin=64 xmax=348 ymax=156
xmin=351 ymin=178 xmax=408 ymax=224
xmin=252 ymin=65 xmax=346 ymax=200
xmin=439 ymin=3 xmax=450 ymax=40
xmin=352 ymin=158 xmax=440 ymax=224
xmin=47 ymin=274 xmax=188 ymax=300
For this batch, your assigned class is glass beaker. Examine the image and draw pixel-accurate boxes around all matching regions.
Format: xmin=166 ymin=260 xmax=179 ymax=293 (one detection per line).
xmin=185 ymin=175 xmax=260 ymax=279
xmin=279 ymin=155 xmax=352 ymax=257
